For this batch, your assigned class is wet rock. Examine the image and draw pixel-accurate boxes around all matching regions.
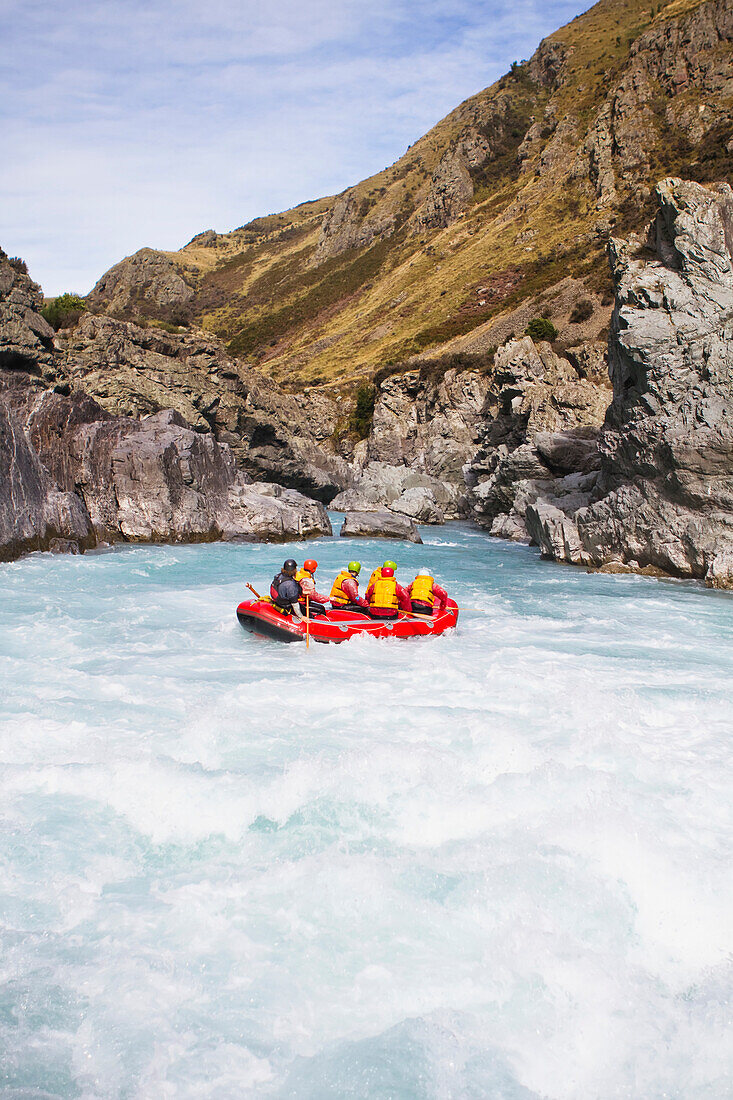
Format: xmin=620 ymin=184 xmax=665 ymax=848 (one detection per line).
xmin=0 ymin=396 xmax=95 ymax=562
xmin=339 ymin=510 xmax=423 ymax=544
xmin=706 ymin=552 xmax=733 ymax=589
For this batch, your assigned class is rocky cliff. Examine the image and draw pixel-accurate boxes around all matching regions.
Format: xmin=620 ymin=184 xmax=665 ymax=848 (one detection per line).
xmin=0 ymin=251 xmax=331 ymax=563
xmin=53 ymin=314 xmax=350 ymax=502
xmin=525 ymin=178 xmax=733 ymax=587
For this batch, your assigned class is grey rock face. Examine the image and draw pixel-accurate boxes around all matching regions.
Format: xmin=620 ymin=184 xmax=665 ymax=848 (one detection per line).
xmin=411 ymin=149 xmax=474 ymax=234
xmin=466 ymin=338 xmax=609 ymax=537
xmin=0 ymin=394 xmax=95 ymax=562
xmin=88 ymin=248 xmax=195 ymax=317
xmin=0 ymin=250 xmax=55 ymax=373
xmin=311 ymin=190 xmax=395 ymax=267
xmin=339 ymin=510 xmax=423 ymax=544
xmin=528 ymin=178 xmax=733 ymax=587
xmin=390 ymin=487 xmax=445 ymax=524
xmin=330 ymin=461 xmax=459 ymax=524
xmin=56 ymin=313 xmax=350 ymax=502
xmin=368 ymin=366 xmax=491 ymax=485
xmin=2 ymin=382 xmax=332 ymax=556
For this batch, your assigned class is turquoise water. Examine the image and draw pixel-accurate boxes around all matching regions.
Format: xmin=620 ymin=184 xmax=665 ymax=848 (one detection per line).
xmin=1 ymin=522 xmax=731 ymax=1099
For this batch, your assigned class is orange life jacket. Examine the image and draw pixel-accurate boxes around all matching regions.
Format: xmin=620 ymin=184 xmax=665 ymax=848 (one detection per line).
xmin=330 ymin=570 xmax=354 ymax=606
xmin=370 ymin=575 xmax=398 ymax=609
xmin=411 ymin=574 xmax=434 ymax=606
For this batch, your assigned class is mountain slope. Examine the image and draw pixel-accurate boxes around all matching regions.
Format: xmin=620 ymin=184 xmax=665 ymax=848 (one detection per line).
xmin=88 ymin=0 xmax=732 ymax=388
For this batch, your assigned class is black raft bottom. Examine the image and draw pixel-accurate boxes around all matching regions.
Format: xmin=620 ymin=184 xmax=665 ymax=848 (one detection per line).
xmin=237 ymin=610 xmax=303 ymax=643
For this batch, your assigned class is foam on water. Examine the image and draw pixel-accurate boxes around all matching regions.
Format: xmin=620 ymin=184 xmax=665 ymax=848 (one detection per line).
xmin=1 ymin=524 xmax=731 ymax=1098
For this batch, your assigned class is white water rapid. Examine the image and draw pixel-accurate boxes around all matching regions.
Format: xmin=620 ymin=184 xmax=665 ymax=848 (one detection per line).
xmin=1 ymin=522 xmax=731 ymax=1098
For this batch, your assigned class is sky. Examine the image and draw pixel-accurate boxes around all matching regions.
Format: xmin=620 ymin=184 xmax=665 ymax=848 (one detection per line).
xmin=2 ymin=0 xmax=588 ymax=296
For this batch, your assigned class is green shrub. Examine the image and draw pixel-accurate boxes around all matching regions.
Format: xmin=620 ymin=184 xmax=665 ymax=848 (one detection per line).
xmin=525 ymin=317 xmax=558 ymax=342
xmin=41 ymin=293 xmax=87 ymax=330
xmin=569 ymin=298 xmax=594 ymax=324
xmin=348 ymin=383 xmax=376 ymax=439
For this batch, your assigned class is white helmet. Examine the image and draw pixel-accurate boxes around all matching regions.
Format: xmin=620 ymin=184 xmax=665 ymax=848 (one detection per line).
xmin=417 ymin=568 xmax=430 ymax=576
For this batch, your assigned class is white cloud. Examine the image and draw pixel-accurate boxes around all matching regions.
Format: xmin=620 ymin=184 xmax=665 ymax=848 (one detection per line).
xmin=1 ymin=0 xmax=587 ymax=294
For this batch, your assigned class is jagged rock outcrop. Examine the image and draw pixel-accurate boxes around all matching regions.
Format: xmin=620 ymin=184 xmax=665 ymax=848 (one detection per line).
xmin=526 ymin=178 xmax=733 ymax=587
xmin=87 ymin=248 xmax=196 ymax=317
xmin=583 ymin=0 xmax=733 ymax=204
xmin=55 ymin=314 xmax=350 ymax=502
xmin=466 ymin=337 xmax=609 ymax=537
xmin=23 ymin=391 xmax=331 ymax=545
xmin=368 ymin=366 xmax=491 ymax=482
xmin=1 ymin=376 xmax=331 ymax=558
xmin=310 ymin=190 xmax=395 ymax=266
xmin=411 ymin=148 xmax=475 ymax=233
xmin=0 ymin=250 xmax=55 ymax=373
xmin=339 ymin=510 xmax=422 ymax=544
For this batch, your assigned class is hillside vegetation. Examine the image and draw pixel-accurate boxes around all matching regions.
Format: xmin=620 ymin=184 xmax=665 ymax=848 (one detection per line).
xmin=88 ymin=0 xmax=731 ymax=389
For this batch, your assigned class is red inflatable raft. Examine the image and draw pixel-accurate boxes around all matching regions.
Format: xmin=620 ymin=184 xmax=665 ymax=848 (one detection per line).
xmin=236 ymin=598 xmax=459 ymax=644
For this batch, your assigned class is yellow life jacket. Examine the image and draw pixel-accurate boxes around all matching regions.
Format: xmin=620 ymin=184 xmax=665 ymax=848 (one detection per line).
xmin=370 ymin=575 xmax=398 ymax=609
xmin=295 ymin=567 xmax=313 ymax=585
xmin=367 ymin=567 xmax=381 ymax=591
xmin=330 ymin=570 xmax=354 ymax=606
xmin=411 ymin=574 xmax=434 ymax=606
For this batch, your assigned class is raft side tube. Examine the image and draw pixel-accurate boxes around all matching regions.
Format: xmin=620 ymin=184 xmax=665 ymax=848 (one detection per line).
xmin=237 ymin=602 xmax=304 ymax=643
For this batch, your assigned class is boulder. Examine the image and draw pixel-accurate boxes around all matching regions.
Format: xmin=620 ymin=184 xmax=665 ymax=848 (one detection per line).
xmin=390 ymin=487 xmax=445 ymax=524
xmin=330 ymin=460 xmax=458 ymax=522
xmin=339 ymin=510 xmax=423 ymax=543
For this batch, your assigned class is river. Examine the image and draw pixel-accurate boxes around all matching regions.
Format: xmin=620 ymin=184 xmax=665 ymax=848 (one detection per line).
xmin=1 ymin=522 xmax=731 ymax=1098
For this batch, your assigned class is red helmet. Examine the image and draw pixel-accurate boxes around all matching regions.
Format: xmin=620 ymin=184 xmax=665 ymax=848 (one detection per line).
xmin=303 ymin=559 xmax=318 ymax=573
xmin=381 ymin=566 xmax=394 ymax=577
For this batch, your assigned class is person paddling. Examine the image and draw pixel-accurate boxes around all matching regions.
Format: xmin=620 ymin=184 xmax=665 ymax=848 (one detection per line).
xmin=295 ymin=559 xmax=330 ymax=615
xmin=270 ymin=559 xmax=304 ymax=618
xmin=365 ymin=566 xmax=411 ymax=619
xmin=408 ymin=569 xmax=448 ymax=616
xmin=330 ymin=561 xmax=369 ymax=612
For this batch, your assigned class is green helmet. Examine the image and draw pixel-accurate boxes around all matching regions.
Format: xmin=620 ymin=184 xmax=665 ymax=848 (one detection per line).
xmin=348 ymin=560 xmax=362 ymax=575
xmin=383 ymin=560 xmax=397 ymax=570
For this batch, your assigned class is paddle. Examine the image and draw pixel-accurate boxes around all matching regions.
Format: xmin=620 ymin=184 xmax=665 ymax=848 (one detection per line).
xmin=306 ymin=594 xmax=310 ymax=650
